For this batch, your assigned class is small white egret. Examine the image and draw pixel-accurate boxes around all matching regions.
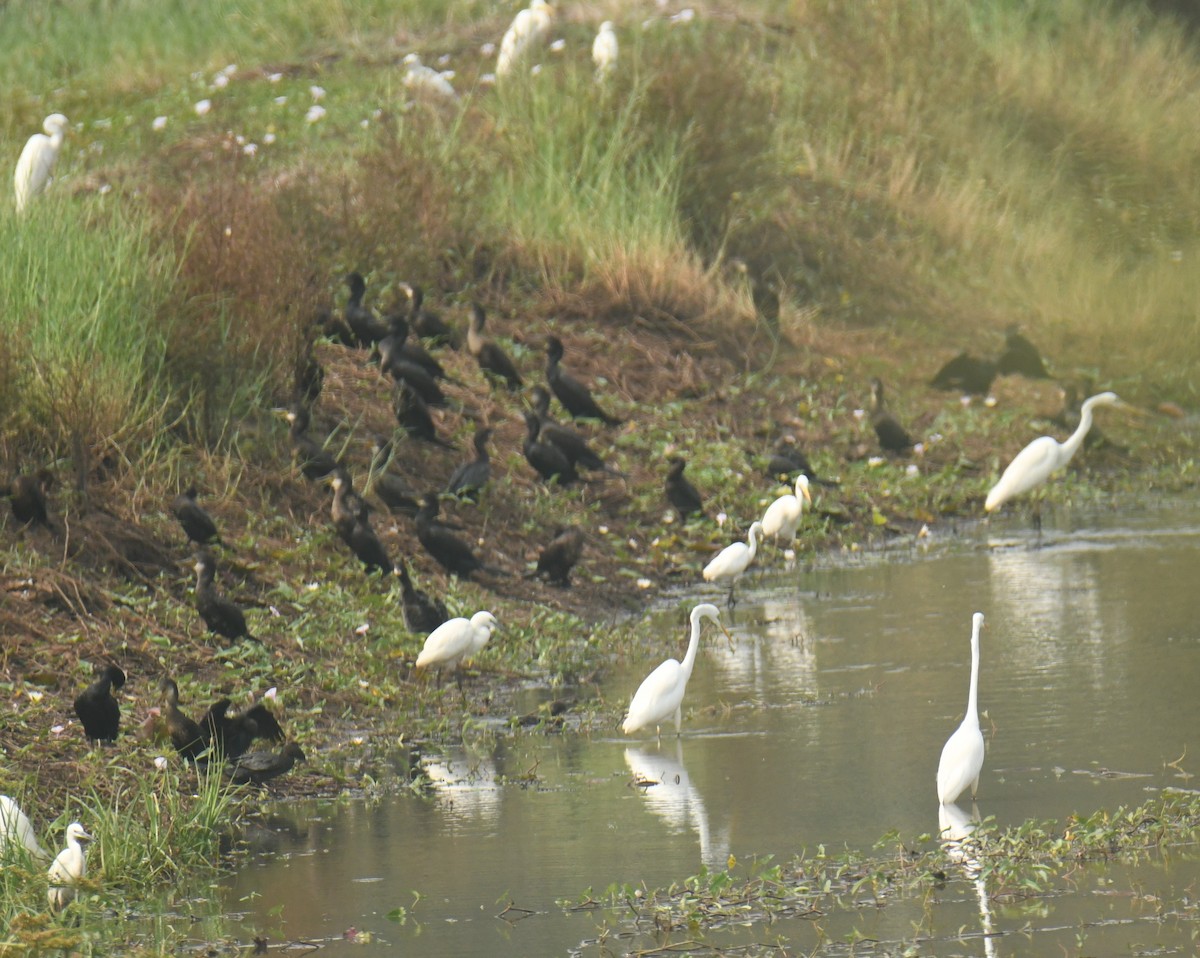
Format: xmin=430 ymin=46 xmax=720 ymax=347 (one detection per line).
xmin=592 ymin=21 xmax=618 ymax=80
xmin=403 ymin=53 xmax=458 ymax=100
xmin=760 ymin=474 xmax=812 ymax=547
xmin=14 ymin=114 xmax=69 ymax=214
xmin=415 ymin=610 xmax=499 ymax=690
xmin=0 ymin=795 xmax=48 ymax=862
xmin=936 ymin=612 xmax=986 ymax=805
xmin=984 ymin=392 xmax=1120 ymax=513
xmin=623 ymin=603 xmax=725 ymax=737
xmin=702 ymin=520 xmax=763 ymax=605
xmin=496 ymin=0 xmax=554 ymax=77
xmin=47 ymin=822 xmax=92 ymax=912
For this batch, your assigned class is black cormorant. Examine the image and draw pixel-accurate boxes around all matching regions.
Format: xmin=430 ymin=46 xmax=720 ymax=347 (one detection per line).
xmin=529 ymin=386 xmax=621 ymax=475
xmin=404 ymin=283 xmax=460 ymax=349
xmin=378 ymin=313 xmax=457 ymax=383
xmin=930 ymin=352 xmax=998 ymax=396
xmin=344 ymin=272 xmax=389 ymax=347
xmin=279 ymin=405 xmax=341 ymax=481
xmin=295 ymin=346 xmax=324 ymax=405
xmin=996 ymin=323 xmax=1050 ymax=379
xmin=764 ymin=436 xmax=839 ymax=487
xmin=395 ymin=559 xmax=450 ymax=634
xmin=201 ymin=696 xmax=285 ymax=760
xmin=394 ymin=382 xmax=453 ymax=448
xmin=171 ymin=487 xmax=221 ymax=546
xmin=467 ymin=303 xmax=523 ymax=391
xmin=415 ymin=493 xmax=500 ymax=578
xmin=73 ymin=664 xmax=125 ymax=743
xmin=159 ymin=677 xmax=206 ymax=761
xmin=194 ymin=551 xmax=256 ymax=643
xmin=368 ymin=437 xmax=421 ymax=516
xmin=522 ymin=410 xmax=579 ymax=485
xmin=379 ymin=345 xmax=448 ymax=407
xmin=545 ymin=335 xmax=622 ymax=425
xmin=229 ymin=741 xmax=306 ymax=786
xmin=530 ymin=526 xmax=584 ymax=587
xmin=330 ymin=472 xmax=392 ymax=575
xmin=446 ymin=427 xmax=492 ymax=500
xmin=870 ymin=378 xmax=914 ymax=454
xmin=4 ymin=469 xmax=54 ymax=529
xmin=665 ymin=457 xmax=703 ymax=519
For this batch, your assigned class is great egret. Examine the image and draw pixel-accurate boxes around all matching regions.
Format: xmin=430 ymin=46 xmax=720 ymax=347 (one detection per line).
xmin=47 ymin=822 xmax=92 ymax=912
xmin=623 ymin=603 xmax=725 ymax=736
xmin=760 ymin=474 xmax=812 ymax=546
xmin=0 ymin=795 xmax=48 ymax=862
xmin=592 ymin=21 xmax=618 ymax=80
xmin=702 ymin=520 xmax=764 ymax=605
xmin=416 ymin=610 xmax=499 ymax=688
xmin=171 ymin=486 xmax=221 ymax=546
xmin=496 ymin=0 xmax=554 ymax=77
xmin=984 ymin=391 xmax=1120 ymax=512
xmin=402 ymin=53 xmax=458 ymax=99
xmin=72 ymin=664 xmax=126 ymax=743
xmin=870 ymin=377 xmax=913 ymax=453
xmin=14 ymin=114 xmax=69 ymax=213
xmin=665 ymin=457 xmax=704 ymax=520
xmin=936 ymin=612 xmax=986 ymax=805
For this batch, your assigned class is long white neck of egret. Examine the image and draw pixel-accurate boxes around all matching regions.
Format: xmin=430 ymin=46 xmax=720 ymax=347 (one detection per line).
xmin=965 ymin=615 xmax=982 ymax=726
xmin=680 ymin=609 xmax=708 ymax=677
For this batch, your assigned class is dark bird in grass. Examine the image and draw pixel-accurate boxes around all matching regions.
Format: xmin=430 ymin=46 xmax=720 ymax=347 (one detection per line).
xmin=665 ymin=457 xmax=704 ymax=520
xmin=446 ymin=427 xmax=492 ymax=500
xmin=367 ymin=437 xmax=421 ymax=516
xmin=229 ymin=741 xmax=306 ymax=786
xmin=330 ymin=473 xmax=393 ymax=576
xmin=294 ymin=347 xmax=324 ymax=405
xmin=996 ymin=323 xmax=1050 ymax=379
xmin=328 ymin=469 xmax=369 ymax=538
xmin=522 ymin=409 xmax=579 ymax=485
xmin=3 ymin=469 xmax=54 ymax=529
xmin=528 ymin=526 xmax=584 ymax=587
xmin=171 ymin=486 xmax=221 ymax=546
xmin=870 ymin=377 xmax=914 ymax=454
xmin=403 ymin=283 xmax=460 ymax=349
xmin=764 ymin=435 xmax=839 ymax=488
xmin=159 ymin=677 xmax=206 ymax=761
xmin=415 ymin=493 xmax=502 ymax=578
xmin=201 ymin=696 xmax=285 ymax=760
xmin=467 ymin=303 xmax=523 ymax=391
xmin=73 ymin=664 xmax=126 ymax=744
xmin=194 ymin=550 xmax=256 ymax=643
xmin=395 ymin=559 xmax=450 ymax=634
xmin=529 ymin=386 xmax=622 ymax=475
xmin=930 ymin=352 xmax=998 ymax=396
xmin=545 ymin=335 xmax=622 ymax=426
xmin=516 ymin=699 xmax=570 ymax=729
xmin=394 ymin=382 xmax=453 ymax=449
xmin=279 ymin=404 xmax=341 ymax=481
xmin=343 ymin=272 xmax=389 ymax=348
xmin=378 ymin=314 xmax=458 ymax=384
xmin=379 ymin=344 xmax=449 ymax=408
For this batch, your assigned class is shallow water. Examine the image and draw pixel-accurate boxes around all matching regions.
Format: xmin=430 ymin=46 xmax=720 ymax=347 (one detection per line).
xmin=218 ymin=502 xmax=1200 ymax=955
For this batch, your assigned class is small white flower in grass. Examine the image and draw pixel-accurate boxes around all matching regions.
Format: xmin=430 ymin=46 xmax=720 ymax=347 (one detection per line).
xmin=852 ymin=408 xmax=866 ymax=421
xmin=480 ymin=72 xmax=497 ymax=85
xmin=672 ymin=8 xmax=696 ymax=23
xmin=549 ymin=38 xmax=566 ymax=52
xmin=213 ymin=74 xmax=229 ymax=89
xmin=243 ymin=143 xmax=257 ymax=156
xmin=191 ymin=70 xmax=204 ymax=82
xmin=263 ymin=132 xmax=277 ymax=145
xmin=913 ymin=442 xmax=925 ymax=455
xmin=360 ymin=118 xmax=370 ymax=129
xmin=480 ymin=41 xmax=497 ymax=56
xmin=355 ymin=623 xmax=370 ymax=635
xmin=905 ymin=463 xmax=920 ymax=478
xmin=152 ymin=115 xmax=168 ymax=131
xmin=194 ymin=99 xmax=212 ymax=116
xmin=235 ymin=134 xmax=246 ymax=145
xmin=597 ymin=525 xmax=609 ymax=535
xmin=637 ymin=578 xmax=653 ymax=590
xmin=310 ymin=84 xmax=326 ymax=100
xmin=918 ymin=524 xmax=930 ymax=539
xmin=154 ymin=756 xmax=169 ymax=771
xmin=627 ymin=538 xmax=638 ymax=549
xmin=437 ymin=54 xmax=451 ymax=66
xmin=223 ymin=226 xmax=232 ymax=236
xmin=784 ymin=548 xmax=796 ymax=561
xmin=222 ymin=63 xmax=237 ymax=77
xmin=274 ymin=95 xmax=288 ymax=105
xmin=984 ymin=395 xmax=998 ymax=408
xmin=306 ymin=104 xmax=326 ymax=123
xmin=27 ymin=690 xmax=44 ymax=703
xmin=267 ymin=72 xmax=283 ymax=83
xmin=264 ymin=687 xmax=278 ymax=700
xmin=960 ymin=395 xmax=972 ymax=408
xmin=305 ymin=581 xmax=318 ymax=590
xmin=98 ymin=183 xmax=112 ymax=195
xmin=358 ymin=679 xmax=370 ymax=689
xmin=868 ymin=456 xmax=885 ymax=467
xmin=51 ymin=725 xmax=65 ymax=735
xmin=351 ymin=736 xmax=365 ymax=746
xmin=716 ymin=512 xmax=728 ymax=528
xmin=530 ymin=63 xmax=543 ymax=75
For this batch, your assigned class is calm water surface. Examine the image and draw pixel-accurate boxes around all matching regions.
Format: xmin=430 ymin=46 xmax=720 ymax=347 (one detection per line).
xmin=219 ymin=503 xmax=1200 ymax=955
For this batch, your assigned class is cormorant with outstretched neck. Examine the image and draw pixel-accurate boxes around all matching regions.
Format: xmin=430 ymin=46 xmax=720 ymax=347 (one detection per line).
xmin=4 ymin=469 xmax=54 ymax=529
xmin=665 ymin=457 xmax=703 ymax=519
xmin=529 ymin=526 xmax=584 ymax=587
xmin=996 ymin=323 xmax=1050 ymax=379
xmin=930 ymin=352 xmax=997 ymax=396
xmin=73 ymin=664 xmax=126 ymax=743
xmin=522 ymin=410 xmax=579 ymax=485
xmin=279 ymin=405 xmax=341 ymax=481
xmin=545 ymin=335 xmax=622 ymax=425
xmin=201 ymin=695 xmax=285 ymax=760
xmin=415 ymin=493 xmax=501 ymax=578
xmin=529 ymin=386 xmax=621 ymax=475
xmin=870 ymin=378 xmax=914 ymax=454
xmin=403 ymin=283 xmax=460 ymax=349
xmin=194 ymin=551 xmax=256 ymax=643
xmin=394 ymin=382 xmax=453 ymax=448
xmin=467 ymin=303 xmax=523 ymax=391
xmin=446 ymin=427 xmax=492 ymax=500
xmin=229 ymin=742 xmax=306 ymax=786
xmin=343 ymin=272 xmax=388 ymax=347
xmin=171 ymin=487 xmax=221 ymax=546
xmin=159 ymin=677 xmax=206 ymax=761
xmin=368 ymin=437 xmax=421 ymax=516
xmin=395 ymin=559 xmax=450 ymax=634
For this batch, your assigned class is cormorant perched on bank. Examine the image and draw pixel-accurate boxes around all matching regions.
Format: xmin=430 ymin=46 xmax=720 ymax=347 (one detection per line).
xmin=379 ymin=340 xmax=449 ymax=407
xmin=368 ymin=437 xmax=421 ymax=516
xmin=159 ymin=677 xmax=206 ymax=761
xmin=194 ymin=551 xmax=256 ymax=643
xmin=201 ymin=696 xmax=285 ymax=760
xmin=343 ymin=272 xmax=389 ymax=347
xmin=378 ymin=314 xmax=456 ymax=383
xmin=996 ymin=323 xmax=1050 ymax=379
xmin=665 ymin=457 xmax=703 ymax=519
xmin=522 ymin=410 xmax=579 ymax=485
xmin=467 ymin=303 xmax=524 ymax=391
xmin=529 ymin=386 xmax=621 ymax=475
xmin=394 ymin=382 xmax=453 ymax=448
xmin=279 ymin=405 xmax=341 ymax=481
xmin=415 ymin=493 xmax=501 ymax=578
xmin=329 ymin=472 xmax=392 ymax=575
xmin=764 ymin=435 xmax=839 ymax=488
xmin=328 ymin=469 xmax=369 ymax=538
xmin=403 ymin=283 xmax=460 ymax=349
xmin=4 ymin=469 xmax=54 ymax=529
xmin=545 ymin=335 xmax=622 ymax=425
xmin=229 ymin=742 xmax=306 ymax=786
xmin=73 ymin=664 xmax=126 ymax=743
xmin=171 ymin=487 xmax=221 ymax=546
xmin=930 ymin=352 xmax=998 ymax=396
xmin=446 ymin=427 xmax=492 ymax=500
xmin=529 ymin=526 xmax=584 ymax=587
xmin=395 ymin=559 xmax=450 ymax=634
xmin=870 ymin=378 xmax=914 ymax=454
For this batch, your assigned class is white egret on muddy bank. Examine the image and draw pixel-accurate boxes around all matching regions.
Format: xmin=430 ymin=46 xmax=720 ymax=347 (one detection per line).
xmin=416 ymin=611 xmax=499 ymax=689
xmin=761 ymin=474 xmax=811 ymax=546
xmin=703 ymin=520 xmax=763 ymax=605
xmin=936 ymin=612 xmax=986 ymax=805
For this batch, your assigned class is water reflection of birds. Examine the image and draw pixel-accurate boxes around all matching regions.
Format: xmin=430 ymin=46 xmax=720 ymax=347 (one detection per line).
xmin=707 ymin=597 xmax=816 ymax=701
xmin=936 ymin=803 xmax=997 ymax=957
xmin=421 ymin=751 xmax=501 ymax=826
xmin=937 ymin=613 xmax=985 ymax=805
xmin=625 ymin=743 xmax=730 ymax=870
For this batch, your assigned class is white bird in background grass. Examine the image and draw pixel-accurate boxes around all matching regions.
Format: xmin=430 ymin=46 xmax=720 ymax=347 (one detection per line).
xmin=760 ymin=474 xmax=812 ymax=547
xmin=702 ymin=520 xmax=763 ymax=606
xmin=415 ymin=611 xmax=499 ymax=690
xmin=14 ymin=113 xmax=69 ymax=213
xmin=936 ymin=612 xmax=986 ymax=805
xmin=497 ymin=0 xmax=555 ymax=78
xmin=985 ymin=391 xmax=1120 ymax=513
xmin=0 ymin=795 xmax=48 ymax=862
xmin=403 ymin=53 xmax=458 ymax=100
xmin=592 ymin=21 xmax=618 ymax=81
xmin=623 ymin=603 xmax=727 ymax=737
xmin=47 ymin=821 xmax=92 ymax=912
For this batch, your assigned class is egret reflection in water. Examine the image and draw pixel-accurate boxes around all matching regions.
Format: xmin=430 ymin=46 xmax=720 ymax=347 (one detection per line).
xmin=422 ymin=749 xmax=501 ymax=827
xmin=937 ymin=802 xmax=997 ymax=958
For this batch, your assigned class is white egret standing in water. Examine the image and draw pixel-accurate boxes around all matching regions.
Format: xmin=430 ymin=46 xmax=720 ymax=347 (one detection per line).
xmin=702 ymin=520 xmax=763 ymax=606
xmin=416 ymin=611 xmax=499 ymax=690
xmin=47 ymin=822 xmax=92 ymax=912
xmin=984 ymin=392 xmax=1120 ymax=513
xmin=937 ymin=612 xmax=986 ymax=805
xmin=623 ymin=603 xmax=725 ymax=737
xmin=14 ymin=114 xmax=69 ymax=213
xmin=760 ymin=474 xmax=811 ymax=547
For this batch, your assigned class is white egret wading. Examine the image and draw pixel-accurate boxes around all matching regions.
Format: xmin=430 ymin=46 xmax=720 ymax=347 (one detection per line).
xmin=936 ymin=612 xmax=986 ymax=805
xmin=702 ymin=520 xmax=763 ymax=606
xmin=415 ymin=611 xmax=499 ymax=691
xmin=0 ymin=795 xmax=48 ymax=862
